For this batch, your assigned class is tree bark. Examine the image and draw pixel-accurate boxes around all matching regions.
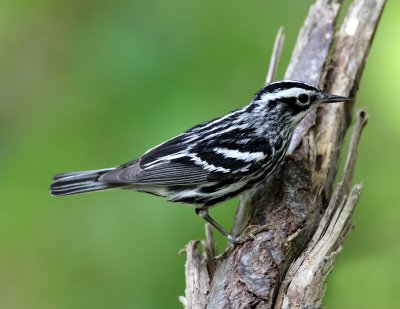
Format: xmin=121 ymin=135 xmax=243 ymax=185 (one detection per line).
xmin=180 ymin=0 xmax=386 ymax=308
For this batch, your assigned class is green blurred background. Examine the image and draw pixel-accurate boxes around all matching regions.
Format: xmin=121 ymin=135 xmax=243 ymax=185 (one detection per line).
xmin=0 ymin=0 xmax=398 ymax=308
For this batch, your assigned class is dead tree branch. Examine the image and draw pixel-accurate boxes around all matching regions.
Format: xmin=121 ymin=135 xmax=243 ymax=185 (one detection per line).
xmin=181 ymin=0 xmax=386 ymax=308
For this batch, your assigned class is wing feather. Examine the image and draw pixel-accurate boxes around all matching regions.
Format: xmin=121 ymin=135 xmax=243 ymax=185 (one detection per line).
xmin=99 ymin=113 xmax=259 ymax=187
xmin=99 ymin=133 xmax=212 ymax=185
xmin=99 ymin=161 xmax=209 ymax=185
xmin=140 ymin=134 xmax=186 ymax=167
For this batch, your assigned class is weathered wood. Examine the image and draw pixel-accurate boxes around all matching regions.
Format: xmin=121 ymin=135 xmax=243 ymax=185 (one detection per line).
xmin=181 ymin=0 xmax=386 ymax=308
xmin=179 ymin=240 xmax=211 ymax=309
xmin=265 ymin=26 xmax=285 ymax=85
xmin=275 ymin=110 xmax=368 ymax=309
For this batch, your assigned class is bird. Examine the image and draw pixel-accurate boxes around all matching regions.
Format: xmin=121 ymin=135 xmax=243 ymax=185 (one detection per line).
xmin=50 ymin=80 xmax=350 ymax=243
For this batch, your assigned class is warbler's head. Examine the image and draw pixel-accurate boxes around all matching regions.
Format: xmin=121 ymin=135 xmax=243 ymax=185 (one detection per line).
xmin=253 ymin=80 xmax=351 ymax=126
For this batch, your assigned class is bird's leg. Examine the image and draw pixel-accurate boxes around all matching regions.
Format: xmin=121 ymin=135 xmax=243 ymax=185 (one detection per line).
xmin=195 ymin=208 xmax=272 ymax=259
xmin=195 ymin=208 xmax=235 ymax=242
xmin=195 ymin=208 xmax=265 ymax=244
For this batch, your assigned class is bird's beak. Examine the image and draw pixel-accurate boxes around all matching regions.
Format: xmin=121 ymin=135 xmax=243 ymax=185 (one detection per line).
xmin=318 ymin=94 xmax=352 ymax=104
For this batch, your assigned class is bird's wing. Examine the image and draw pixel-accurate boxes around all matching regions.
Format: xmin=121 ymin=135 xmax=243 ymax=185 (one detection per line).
xmin=99 ymin=117 xmax=263 ymax=186
xmin=99 ymin=134 xmax=211 ymax=186
xmin=99 ymin=161 xmax=209 ymax=185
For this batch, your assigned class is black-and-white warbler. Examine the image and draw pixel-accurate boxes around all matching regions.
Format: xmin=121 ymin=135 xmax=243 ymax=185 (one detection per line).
xmin=50 ymin=80 xmax=350 ymax=243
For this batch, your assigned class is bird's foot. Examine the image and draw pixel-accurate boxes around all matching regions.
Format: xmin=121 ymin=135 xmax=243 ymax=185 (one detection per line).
xmin=213 ymin=224 xmax=271 ymax=260
xmin=229 ymin=224 xmax=271 ymax=244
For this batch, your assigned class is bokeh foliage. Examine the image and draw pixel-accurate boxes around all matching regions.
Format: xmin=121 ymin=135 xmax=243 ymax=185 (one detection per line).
xmin=0 ymin=0 xmax=399 ymax=308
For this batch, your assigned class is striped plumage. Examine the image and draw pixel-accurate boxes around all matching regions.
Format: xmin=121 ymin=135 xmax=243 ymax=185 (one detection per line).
xmin=51 ymin=80 xmax=349 ymax=243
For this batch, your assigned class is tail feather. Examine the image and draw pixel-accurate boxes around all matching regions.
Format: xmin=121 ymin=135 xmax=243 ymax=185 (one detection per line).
xmin=50 ymin=168 xmax=120 ymax=196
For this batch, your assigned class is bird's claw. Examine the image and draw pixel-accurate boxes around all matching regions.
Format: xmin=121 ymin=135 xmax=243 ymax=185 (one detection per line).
xmin=229 ymin=224 xmax=270 ymax=244
xmin=229 ymin=233 xmax=256 ymax=244
xmin=213 ymin=235 xmax=250 ymax=260
xmin=213 ymin=225 xmax=271 ymax=260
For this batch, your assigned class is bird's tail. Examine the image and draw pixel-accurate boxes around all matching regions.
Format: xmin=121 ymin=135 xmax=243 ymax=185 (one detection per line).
xmin=50 ymin=168 xmax=120 ymax=196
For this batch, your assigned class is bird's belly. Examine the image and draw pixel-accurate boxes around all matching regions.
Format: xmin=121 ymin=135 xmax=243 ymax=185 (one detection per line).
xmin=170 ymin=180 xmax=248 ymax=206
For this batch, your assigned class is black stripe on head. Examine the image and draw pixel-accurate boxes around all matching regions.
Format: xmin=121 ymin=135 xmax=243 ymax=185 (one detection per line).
xmin=254 ymin=80 xmax=319 ymax=101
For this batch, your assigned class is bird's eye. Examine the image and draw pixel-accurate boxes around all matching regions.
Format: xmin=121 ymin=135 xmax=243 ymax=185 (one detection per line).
xmin=298 ymin=94 xmax=309 ymax=104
